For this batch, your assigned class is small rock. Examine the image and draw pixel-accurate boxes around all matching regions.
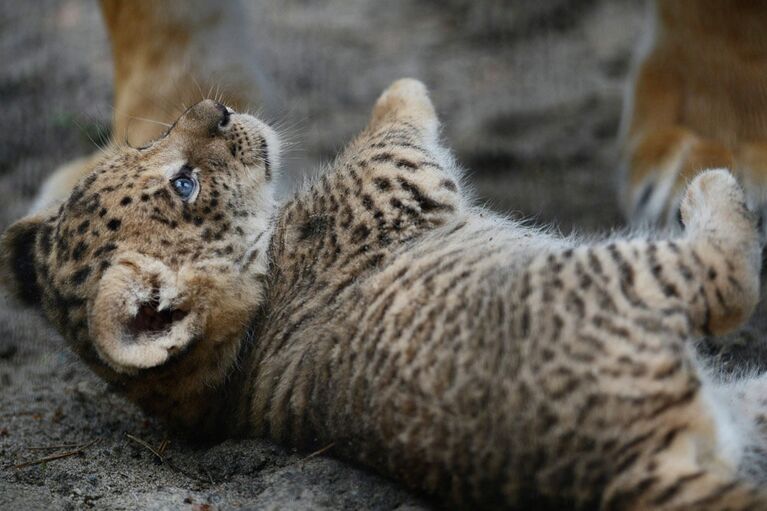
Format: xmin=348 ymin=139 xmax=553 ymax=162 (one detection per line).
xmin=75 ymin=381 xmax=98 ymax=399
xmin=0 ymin=344 xmax=17 ymax=360
xmin=51 ymin=406 xmax=64 ymax=423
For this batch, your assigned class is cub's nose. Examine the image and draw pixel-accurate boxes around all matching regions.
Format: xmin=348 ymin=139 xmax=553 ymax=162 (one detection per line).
xmin=179 ymin=99 xmax=234 ymax=135
xmin=217 ymin=102 xmax=232 ymax=128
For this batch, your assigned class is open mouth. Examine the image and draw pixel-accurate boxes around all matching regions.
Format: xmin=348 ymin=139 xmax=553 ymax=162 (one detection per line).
xmin=128 ymin=297 xmax=189 ymax=336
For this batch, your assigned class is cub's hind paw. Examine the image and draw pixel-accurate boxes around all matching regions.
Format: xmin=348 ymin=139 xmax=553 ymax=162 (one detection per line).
xmin=680 ymin=169 xmax=756 ymax=243
xmin=681 ymin=169 xmax=762 ymax=334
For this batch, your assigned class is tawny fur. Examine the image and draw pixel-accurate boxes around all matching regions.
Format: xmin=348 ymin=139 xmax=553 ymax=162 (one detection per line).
xmin=3 ymin=78 xmax=767 ymax=510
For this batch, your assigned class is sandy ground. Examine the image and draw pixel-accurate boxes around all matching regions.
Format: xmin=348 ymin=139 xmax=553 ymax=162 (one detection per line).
xmin=3 ymin=1 xmax=767 ymax=509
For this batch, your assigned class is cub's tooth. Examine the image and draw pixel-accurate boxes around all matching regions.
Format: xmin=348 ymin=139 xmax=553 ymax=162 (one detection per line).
xmin=158 ymin=298 xmax=172 ymax=312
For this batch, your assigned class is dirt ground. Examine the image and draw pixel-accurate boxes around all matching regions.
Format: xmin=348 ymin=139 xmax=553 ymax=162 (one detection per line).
xmin=3 ymin=1 xmax=767 ymax=509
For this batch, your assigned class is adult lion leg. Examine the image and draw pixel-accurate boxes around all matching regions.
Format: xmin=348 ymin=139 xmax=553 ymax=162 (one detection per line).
xmin=620 ymin=0 xmax=767 ymax=231
xmin=100 ymin=0 xmax=268 ymax=146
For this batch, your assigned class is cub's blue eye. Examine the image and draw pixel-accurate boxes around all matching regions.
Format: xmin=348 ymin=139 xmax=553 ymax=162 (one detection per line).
xmin=171 ymin=176 xmax=196 ymax=200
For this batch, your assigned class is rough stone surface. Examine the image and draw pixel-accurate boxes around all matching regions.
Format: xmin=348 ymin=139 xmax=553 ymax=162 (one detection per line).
xmin=2 ymin=1 xmax=766 ymax=509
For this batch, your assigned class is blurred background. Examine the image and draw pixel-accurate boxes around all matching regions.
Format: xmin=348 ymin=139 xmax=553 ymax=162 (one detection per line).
xmin=0 ymin=0 xmax=645 ymax=231
xmin=0 ymin=1 xmax=650 ymax=509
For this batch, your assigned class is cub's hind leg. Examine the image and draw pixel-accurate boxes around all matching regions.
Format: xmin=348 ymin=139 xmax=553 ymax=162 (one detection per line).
xmin=515 ymin=170 xmax=763 ymax=508
xmin=541 ymin=169 xmax=760 ymax=342
xmin=616 ymin=169 xmax=760 ymax=337
xmin=599 ymin=171 xmax=763 ymax=509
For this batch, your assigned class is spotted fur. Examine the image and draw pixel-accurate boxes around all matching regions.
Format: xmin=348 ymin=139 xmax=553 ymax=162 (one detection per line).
xmin=3 ymin=80 xmax=767 ymax=509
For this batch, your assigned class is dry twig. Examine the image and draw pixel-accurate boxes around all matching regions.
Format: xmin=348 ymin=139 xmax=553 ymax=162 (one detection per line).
xmin=27 ymin=442 xmax=87 ymax=451
xmin=125 ymin=433 xmax=211 ymax=484
xmin=299 ymin=442 xmax=336 ymax=464
xmin=13 ymin=439 xmax=100 ymax=469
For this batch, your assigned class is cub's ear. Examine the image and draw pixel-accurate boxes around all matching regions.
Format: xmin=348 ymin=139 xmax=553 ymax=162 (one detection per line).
xmin=0 ymin=215 xmax=48 ymax=307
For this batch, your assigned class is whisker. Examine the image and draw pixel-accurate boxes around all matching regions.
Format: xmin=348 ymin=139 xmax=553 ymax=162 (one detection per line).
xmin=108 ymin=102 xmax=177 ymax=132
xmin=215 ymin=84 xmax=226 ymax=105
xmin=192 ymin=76 xmax=205 ymax=103
xmin=163 ymin=72 xmax=192 ymax=116
xmin=149 ymin=98 xmax=177 ymax=119
xmin=128 ymin=116 xmax=172 ymax=128
xmin=72 ymin=118 xmax=109 ymax=155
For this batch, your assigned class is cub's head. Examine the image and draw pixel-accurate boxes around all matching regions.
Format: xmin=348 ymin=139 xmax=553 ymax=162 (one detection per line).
xmin=0 ymin=100 xmax=280 ymax=428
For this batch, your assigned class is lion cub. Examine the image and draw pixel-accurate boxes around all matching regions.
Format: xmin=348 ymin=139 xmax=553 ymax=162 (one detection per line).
xmin=3 ymin=78 xmax=767 ymax=509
